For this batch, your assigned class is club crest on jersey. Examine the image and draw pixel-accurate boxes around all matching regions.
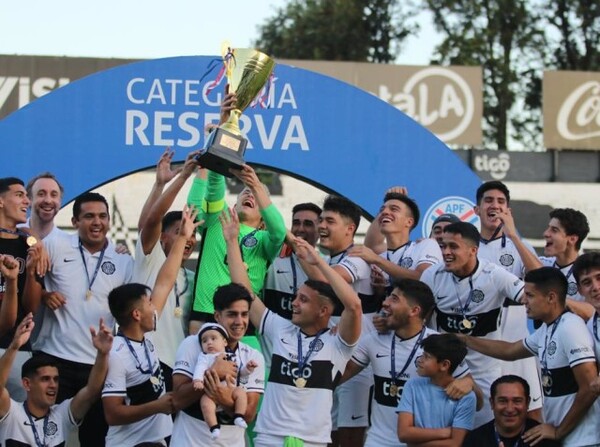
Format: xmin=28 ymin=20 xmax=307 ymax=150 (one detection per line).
xmin=547 ymin=340 xmax=557 ymax=356
xmin=422 ymin=196 xmax=480 ymax=236
xmin=101 ymin=261 xmax=116 ymax=275
xmin=400 ymin=257 xmax=414 ymax=269
xmin=309 ymin=338 xmax=325 ymax=352
xmin=567 ymin=282 xmax=578 ymax=296
xmin=499 ymin=254 xmax=514 ymax=267
xmin=46 ymin=420 xmax=59 ymax=436
xmin=243 ymin=236 xmax=258 ymax=248
xmin=470 ymin=289 xmax=485 ymax=303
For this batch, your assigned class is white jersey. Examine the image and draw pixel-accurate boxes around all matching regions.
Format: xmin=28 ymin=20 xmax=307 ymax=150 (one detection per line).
xmin=539 ymin=257 xmax=583 ymax=301
xmin=524 ymin=312 xmax=600 ymax=447
xmin=133 ymin=237 xmax=193 ymax=368
xmin=478 ymin=234 xmax=537 ymax=278
xmin=37 ymin=232 xmax=133 ymax=364
xmin=352 ymin=327 xmax=469 ymax=447
xmin=102 ymin=335 xmax=172 ymax=446
xmin=421 ymin=260 xmax=524 ymax=426
xmin=0 ymin=398 xmax=78 ymax=446
xmin=421 ymin=260 xmax=524 ymax=374
xmin=587 ymin=313 xmax=600 ymax=362
xmin=171 ymin=335 xmax=265 ymax=447
xmin=330 ymin=250 xmax=376 ymax=315
xmin=256 ymin=310 xmax=355 ymax=444
xmin=478 ymin=237 xmax=544 ymax=411
xmin=263 ymin=253 xmax=307 ymax=320
xmin=380 ymin=239 xmax=441 ymax=278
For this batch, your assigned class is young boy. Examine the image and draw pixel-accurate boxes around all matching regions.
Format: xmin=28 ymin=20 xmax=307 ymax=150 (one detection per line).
xmin=192 ymin=323 xmax=257 ymax=439
xmin=397 ymin=333 xmax=476 ymax=447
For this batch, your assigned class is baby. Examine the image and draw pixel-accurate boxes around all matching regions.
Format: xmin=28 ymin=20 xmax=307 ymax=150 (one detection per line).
xmin=192 ymin=323 xmax=257 ymax=439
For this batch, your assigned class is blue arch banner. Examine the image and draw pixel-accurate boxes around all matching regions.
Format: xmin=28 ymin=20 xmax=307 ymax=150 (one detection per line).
xmin=0 ymin=56 xmax=481 ymax=237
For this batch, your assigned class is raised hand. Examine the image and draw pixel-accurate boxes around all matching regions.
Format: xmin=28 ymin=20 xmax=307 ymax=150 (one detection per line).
xmin=294 ymin=237 xmax=321 ymax=266
xmin=9 ymin=314 xmax=35 ymax=350
xmin=180 ymin=205 xmax=202 ymax=239
xmin=220 ymin=207 xmax=240 ymax=243
xmin=156 ymin=148 xmax=181 ymax=186
xmin=0 ymin=255 xmax=19 ymax=281
xmin=90 ymin=318 xmax=114 ymax=355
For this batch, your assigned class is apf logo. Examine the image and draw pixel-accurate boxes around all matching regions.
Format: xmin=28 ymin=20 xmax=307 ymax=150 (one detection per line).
xmin=422 ymin=196 xmax=480 ymax=237
xmin=557 ymin=80 xmax=600 ymax=141
xmin=378 ymin=67 xmax=475 ymax=142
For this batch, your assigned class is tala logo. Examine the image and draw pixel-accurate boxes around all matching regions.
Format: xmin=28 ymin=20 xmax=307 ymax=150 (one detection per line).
xmin=557 ymin=81 xmax=600 ymax=141
xmin=422 ymin=196 xmax=480 ymax=237
xmin=378 ymin=67 xmax=475 ymax=142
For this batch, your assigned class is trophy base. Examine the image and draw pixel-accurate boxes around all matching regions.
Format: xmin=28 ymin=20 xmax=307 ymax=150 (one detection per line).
xmin=196 ymin=128 xmax=247 ymax=178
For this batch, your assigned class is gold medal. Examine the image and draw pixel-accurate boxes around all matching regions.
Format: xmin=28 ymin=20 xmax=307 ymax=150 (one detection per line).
xmin=86 ymin=289 xmax=92 ymax=300
xmin=174 ymin=306 xmax=183 ymax=318
xmin=294 ymin=377 xmax=307 ymax=388
xmin=389 ymin=383 xmax=398 ymax=397
xmin=150 ymin=376 xmax=160 ymax=386
xmin=541 ymin=373 xmax=552 ymax=388
xmin=462 ymin=318 xmax=473 ymax=329
xmin=26 ymin=236 xmax=37 ymax=247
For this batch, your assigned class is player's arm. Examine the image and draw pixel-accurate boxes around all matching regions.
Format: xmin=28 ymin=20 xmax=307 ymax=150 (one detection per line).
xmin=523 ymin=361 xmax=598 ymax=444
xmin=349 ymin=245 xmax=427 ymax=280
xmin=363 ymin=216 xmax=386 ymax=254
xmin=459 ymin=335 xmax=532 ymax=361
xmin=70 ymin=319 xmax=113 ymax=422
xmin=0 ymin=314 xmax=34 ymax=417
xmin=565 ymin=299 xmax=595 ymax=321
xmin=220 ymin=208 xmax=267 ymax=328
xmin=445 ymin=374 xmax=484 ymax=411
xmin=499 ymin=209 xmax=543 ymax=273
xmin=295 ymin=238 xmax=362 ymax=345
xmin=0 ymin=256 xmax=19 ymax=337
xmin=139 ymin=149 xmax=199 ymax=254
xmin=104 ymin=393 xmax=174 ymax=425
xmin=398 ymin=411 xmax=453 ymax=444
xmin=339 ymin=359 xmax=365 ymax=384
xmin=150 ymin=206 xmax=201 ymax=316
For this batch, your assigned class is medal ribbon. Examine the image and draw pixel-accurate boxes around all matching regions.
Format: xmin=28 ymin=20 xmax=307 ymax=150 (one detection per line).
xmin=289 ymin=254 xmax=298 ymax=294
xmin=118 ymin=333 xmax=155 ymax=376
xmin=493 ymin=424 xmax=524 ymax=447
xmin=390 ymin=326 xmax=426 ymax=383
xmin=454 ymin=276 xmax=475 ymax=321
xmin=173 ymin=268 xmax=189 ymax=310
xmin=296 ymin=329 xmax=327 ymax=378
xmin=541 ymin=313 xmax=564 ymax=372
xmin=78 ymin=239 xmax=106 ymax=296
xmin=386 ymin=242 xmax=411 ymax=266
xmin=226 ymin=344 xmax=244 ymax=385
xmin=0 ymin=227 xmax=31 ymax=238
xmin=593 ymin=313 xmax=600 ymax=343
xmin=328 ymin=244 xmax=353 ymax=266
xmin=480 ymin=223 xmax=506 ymax=248
xmin=23 ymin=401 xmax=48 ymax=447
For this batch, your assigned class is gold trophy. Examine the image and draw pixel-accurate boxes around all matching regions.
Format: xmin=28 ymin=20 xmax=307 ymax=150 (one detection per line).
xmin=197 ymin=46 xmax=275 ymax=177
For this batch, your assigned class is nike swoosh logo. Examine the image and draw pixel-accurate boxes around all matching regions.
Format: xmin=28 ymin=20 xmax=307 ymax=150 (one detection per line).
xmin=437 ymin=295 xmax=447 ymax=300
xmin=351 ymin=415 xmax=364 ymax=420
xmin=375 ymin=353 xmax=389 ymax=358
xmin=532 ymin=396 xmax=542 ymax=402
xmin=280 ymin=338 xmax=290 ymax=345
xmin=276 ymin=270 xmax=290 ymax=274
xmin=63 ymin=258 xmax=75 ymax=262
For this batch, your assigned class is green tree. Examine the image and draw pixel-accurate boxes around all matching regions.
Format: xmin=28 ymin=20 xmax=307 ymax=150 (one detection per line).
xmin=426 ymin=0 xmax=546 ymax=150
xmin=543 ymin=0 xmax=600 ymax=70
xmin=254 ymin=0 xmax=414 ymax=63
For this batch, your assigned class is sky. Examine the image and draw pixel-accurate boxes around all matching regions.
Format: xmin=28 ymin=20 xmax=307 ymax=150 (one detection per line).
xmin=0 ymin=0 xmax=439 ymax=64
